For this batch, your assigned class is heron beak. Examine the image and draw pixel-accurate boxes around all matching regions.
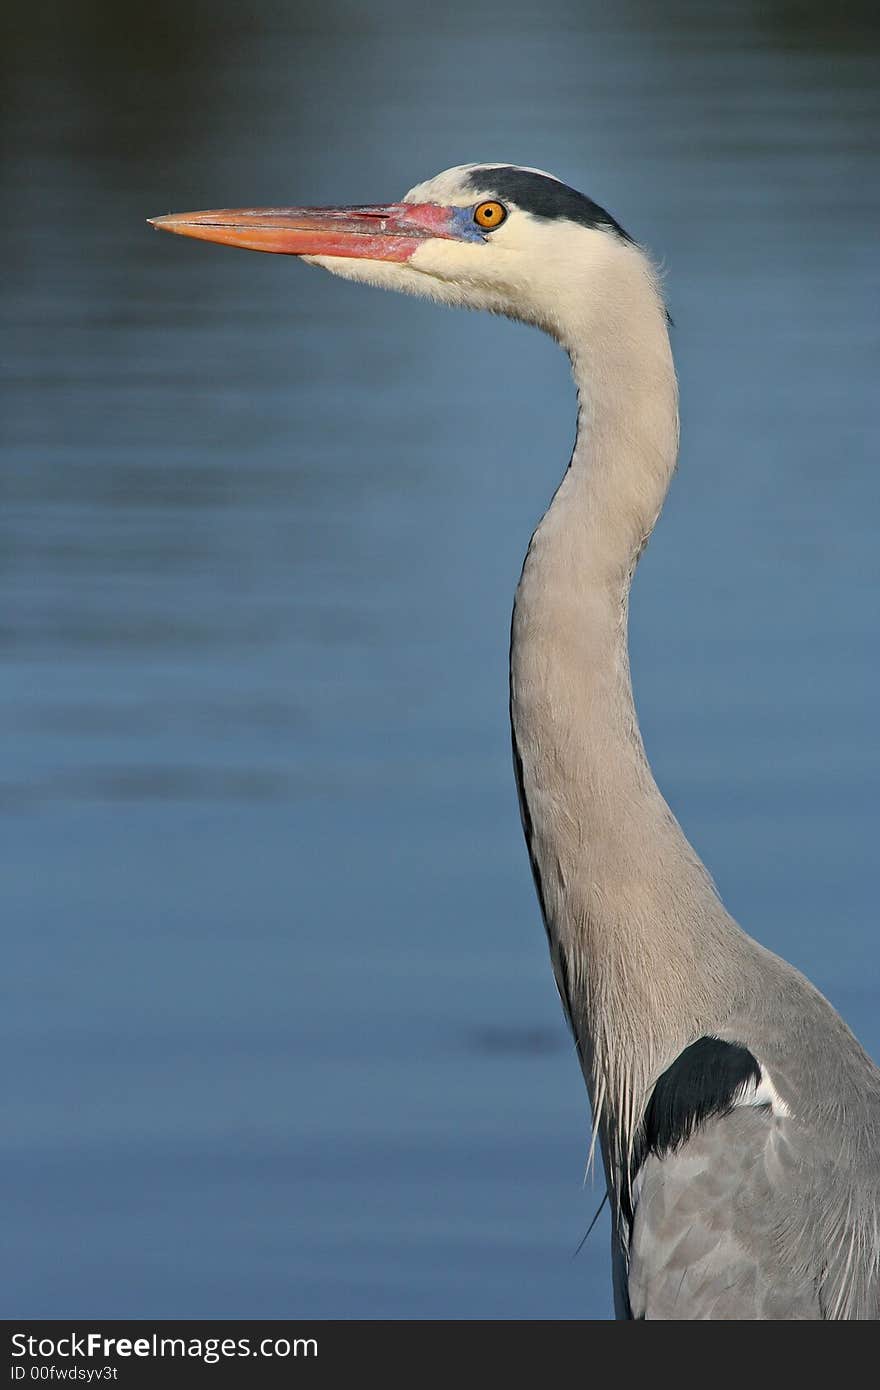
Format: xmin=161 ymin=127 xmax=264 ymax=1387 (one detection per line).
xmin=147 ymin=203 xmax=463 ymax=262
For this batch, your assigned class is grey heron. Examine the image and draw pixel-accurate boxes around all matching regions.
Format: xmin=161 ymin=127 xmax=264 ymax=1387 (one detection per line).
xmin=150 ymin=164 xmax=880 ymax=1319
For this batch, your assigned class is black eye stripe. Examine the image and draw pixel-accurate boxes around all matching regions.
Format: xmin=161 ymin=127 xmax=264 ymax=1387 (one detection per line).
xmin=466 ymin=167 xmax=631 ymax=243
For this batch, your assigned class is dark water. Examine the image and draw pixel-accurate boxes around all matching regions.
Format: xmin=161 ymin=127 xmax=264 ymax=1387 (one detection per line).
xmin=3 ymin=1 xmax=878 ymax=1318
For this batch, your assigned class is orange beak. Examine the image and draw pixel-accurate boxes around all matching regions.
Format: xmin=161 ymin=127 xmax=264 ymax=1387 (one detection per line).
xmin=147 ymin=203 xmax=466 ymax=262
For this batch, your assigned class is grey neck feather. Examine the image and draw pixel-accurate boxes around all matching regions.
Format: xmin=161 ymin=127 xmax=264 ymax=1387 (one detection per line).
xmin=509 ymin=246 xmax=745 ymax=1180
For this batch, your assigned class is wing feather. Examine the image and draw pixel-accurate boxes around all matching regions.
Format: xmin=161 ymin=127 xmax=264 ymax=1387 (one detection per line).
xmin=628 ymin=1105 xmax=821 ymax=1319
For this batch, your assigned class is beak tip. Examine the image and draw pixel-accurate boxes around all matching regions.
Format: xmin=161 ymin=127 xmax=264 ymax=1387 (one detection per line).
xmin=149 ymin=214 xmax=185 ymax=234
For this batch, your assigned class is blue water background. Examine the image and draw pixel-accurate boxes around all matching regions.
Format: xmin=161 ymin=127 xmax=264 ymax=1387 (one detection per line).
xmin=2 ymin=0 xmax=878 ymax=1318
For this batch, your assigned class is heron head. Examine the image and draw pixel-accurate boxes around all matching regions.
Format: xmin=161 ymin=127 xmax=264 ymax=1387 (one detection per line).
xmin=149 ymin=163 xmax=645 ymax=347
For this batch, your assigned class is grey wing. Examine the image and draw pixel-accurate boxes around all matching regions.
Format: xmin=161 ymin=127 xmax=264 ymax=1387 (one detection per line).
xmin=628 ymin=1105 xmax=822 ymax=1319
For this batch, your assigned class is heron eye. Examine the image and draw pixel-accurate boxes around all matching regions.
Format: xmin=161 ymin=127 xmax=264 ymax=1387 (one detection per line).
xmin=474 ymin=200 xmax=507 ymax=230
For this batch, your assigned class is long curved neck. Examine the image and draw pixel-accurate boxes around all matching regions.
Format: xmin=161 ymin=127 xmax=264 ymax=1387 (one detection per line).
xmin=510 ymin=248 xmax=737 ymax=1170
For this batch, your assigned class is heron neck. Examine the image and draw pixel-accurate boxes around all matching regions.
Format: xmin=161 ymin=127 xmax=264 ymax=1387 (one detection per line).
xmin=510 ymin=273 xmax=735 ymax=1167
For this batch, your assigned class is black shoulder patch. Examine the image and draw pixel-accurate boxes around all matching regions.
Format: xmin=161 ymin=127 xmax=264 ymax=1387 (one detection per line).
xmin=641 ymin=1036 xmax=761 ymax=1160
xmin=466 ymin=165 xmax=632 ymax=243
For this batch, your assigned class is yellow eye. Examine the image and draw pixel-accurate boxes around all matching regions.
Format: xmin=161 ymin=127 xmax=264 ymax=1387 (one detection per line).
xmin=474 ymin=200 xmax=507 ymax=230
